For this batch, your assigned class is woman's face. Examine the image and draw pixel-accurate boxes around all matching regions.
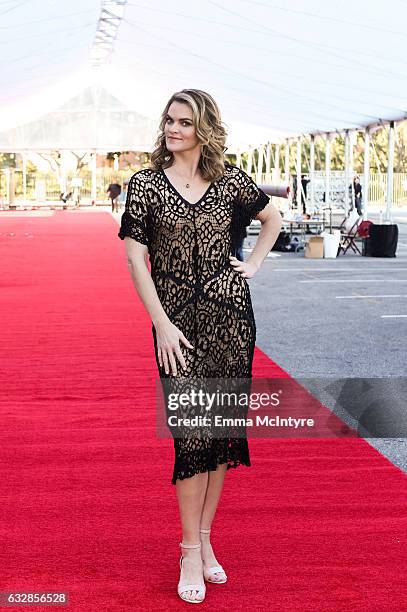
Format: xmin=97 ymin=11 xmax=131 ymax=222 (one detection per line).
xmin=164 ymin=101 xmax=200 ymax=154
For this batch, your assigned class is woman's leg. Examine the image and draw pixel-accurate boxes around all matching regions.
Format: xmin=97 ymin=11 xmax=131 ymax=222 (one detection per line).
xmin=177 ymin=471 xmax=208 ymax=541
xmin=200 ymin=464 xmax=227 ymax=529
xmin=176 ymin=472 xmax=208 ymax=601
xmin=200 ymin=464 xmax=228 ymax=573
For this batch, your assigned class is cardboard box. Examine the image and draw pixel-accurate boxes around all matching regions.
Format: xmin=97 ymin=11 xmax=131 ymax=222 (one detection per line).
xmin=304 ymin=236 xmax=324 ymax=258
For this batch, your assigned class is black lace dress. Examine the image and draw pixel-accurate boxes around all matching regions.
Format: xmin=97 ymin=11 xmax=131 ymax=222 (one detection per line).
xmin=118 ymin=162 xmax=270 ymax=484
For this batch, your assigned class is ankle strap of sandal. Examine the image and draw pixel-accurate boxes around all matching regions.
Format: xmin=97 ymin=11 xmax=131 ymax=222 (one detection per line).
xmin=179 ymin=542 xmax=201 ymax=549
xmin=199 ymin=528 xmax=211 ymax=534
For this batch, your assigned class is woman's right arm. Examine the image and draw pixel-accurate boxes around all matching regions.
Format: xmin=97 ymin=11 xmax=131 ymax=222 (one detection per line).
xmin=124 ymin=237 xmax=193 ymax=376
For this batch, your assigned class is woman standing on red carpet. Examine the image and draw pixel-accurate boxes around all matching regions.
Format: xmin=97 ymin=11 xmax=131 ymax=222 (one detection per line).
xmin=118 ymin=89 xmax=282 ymax=604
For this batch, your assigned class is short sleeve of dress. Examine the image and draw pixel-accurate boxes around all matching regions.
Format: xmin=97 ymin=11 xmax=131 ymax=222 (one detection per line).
xmin=236 ymin=168 xmax=270 ymax=223
xmin=117 ymin=172 xmax=150 ymax=248
xmin=230 ymin=167 xmax=270 ymax=254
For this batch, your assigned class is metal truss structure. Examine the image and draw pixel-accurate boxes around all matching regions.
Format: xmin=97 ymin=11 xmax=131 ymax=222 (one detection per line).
xmin=90 ymin=0 xmax=128 ymax=67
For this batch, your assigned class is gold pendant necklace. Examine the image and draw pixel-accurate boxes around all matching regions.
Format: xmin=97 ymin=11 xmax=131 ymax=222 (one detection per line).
xmin=173 ymin=168 xmax=194 ymax=189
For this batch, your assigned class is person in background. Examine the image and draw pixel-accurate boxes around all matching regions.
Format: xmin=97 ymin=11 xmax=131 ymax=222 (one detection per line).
xmin=349 ymin=175 xmax=362 ymax=216
xmin=60 ymin=191 xmax=72 ymax=205
xmin=107 ymin=182 xmax=121 ymax=213
xmin=353 ymin=175 xmax=363 ymax=215
xmin=300 ymin=174 xmax=310 ymax=215
xmin=119 ymin=180 xmax=129 ymax=210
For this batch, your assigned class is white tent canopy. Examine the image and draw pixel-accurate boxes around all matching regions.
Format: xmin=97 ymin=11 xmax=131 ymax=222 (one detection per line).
xmin=1 ymin=0 xmax=407 ymax=147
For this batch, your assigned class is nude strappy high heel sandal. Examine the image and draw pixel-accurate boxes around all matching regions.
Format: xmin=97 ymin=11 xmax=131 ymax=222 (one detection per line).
xmin=199 ymin=528 xmax=228 ymax=584
xmin=178 ymin=542 xmax=206 ymax=604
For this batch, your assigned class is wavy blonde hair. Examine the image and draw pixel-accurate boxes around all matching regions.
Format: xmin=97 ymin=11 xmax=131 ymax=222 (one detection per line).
xmin=150 ymin=89 xmax=228 ymax=182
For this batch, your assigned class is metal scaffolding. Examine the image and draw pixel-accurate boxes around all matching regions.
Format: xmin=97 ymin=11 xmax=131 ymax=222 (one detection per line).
xmin=90 ymin=1 xmax=128 ymax=67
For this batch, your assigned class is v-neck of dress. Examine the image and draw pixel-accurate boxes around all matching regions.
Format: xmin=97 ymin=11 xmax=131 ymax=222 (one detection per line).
xmin=161 ymin=168 xmax=214 ymax=206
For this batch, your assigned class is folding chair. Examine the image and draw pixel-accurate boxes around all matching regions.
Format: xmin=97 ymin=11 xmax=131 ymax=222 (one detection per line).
xmin=338 ymin=216 xmax=362 ymax=255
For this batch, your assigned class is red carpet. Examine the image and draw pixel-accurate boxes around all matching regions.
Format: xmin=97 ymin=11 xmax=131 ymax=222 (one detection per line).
xmin=0 ymin=210 xmax=406 ymax=611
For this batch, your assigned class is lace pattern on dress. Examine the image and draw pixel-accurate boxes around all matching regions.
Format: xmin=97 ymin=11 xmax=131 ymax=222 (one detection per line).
xmin=117 ymin=164 xmax=270 ymax=484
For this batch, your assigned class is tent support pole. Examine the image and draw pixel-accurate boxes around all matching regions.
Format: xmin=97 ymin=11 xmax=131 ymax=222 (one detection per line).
xmin=325 ymin=133 xmax=331 ymax=214
xmin=236 ymin=147 xmax=241 ymax=168
xmin=247 ymin=146 xmax=253 ymax=175
xmin=363 ymin=129 xmax=370 ymax=220
xmin=9 ymin=167 xmax=15 ymax=208
xmin=274 ymin=143 xmax=280 ymax=182
xmin=350 ymin=131 xmax=356 ymax=211
xmin=265 ymin=142 xmax=271 ymax=179
xmin=60 ymin=152 xmax=67 ymax=194
xmin=385 ymin=121 xmax=395 ymax=222
xmin=344 ymin=130 xmax=350 ymax=216
xmin=296 ymin=137 xmax=301 ymax=213
xmin=5 ymin=167 xmax=10 ymax=207
xmin=310 ymin=135 xmax=315 ymax=212
xmin=285 ymin=139 xmax=290 ymax=183
xmin=256 ymin=145 xmax=264 ymax=184
xmin=91 ymin=151 xmax=97 ymax=204
xmin=22 ymin=152 xmax=27 ymax=203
